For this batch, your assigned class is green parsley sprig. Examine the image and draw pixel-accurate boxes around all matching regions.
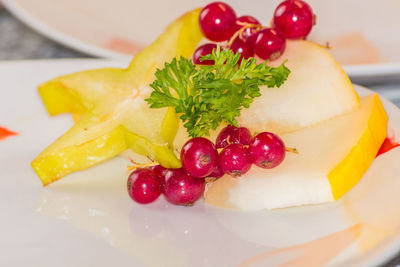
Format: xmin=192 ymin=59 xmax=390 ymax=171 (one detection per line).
xmin=145 ymin=46 xmax=290 ymax=137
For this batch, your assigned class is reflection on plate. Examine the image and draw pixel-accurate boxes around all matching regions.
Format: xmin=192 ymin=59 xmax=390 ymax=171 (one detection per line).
xmin=1 ymin=60 xmax=400 ymax=266
xmin=3 ymin=0 xmax=400 ymax=82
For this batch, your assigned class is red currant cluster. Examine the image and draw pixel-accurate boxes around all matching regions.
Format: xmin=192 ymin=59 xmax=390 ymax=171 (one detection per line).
xmin=127 ymin=125 xmax=290 ymax=207
xmin=193 ymin=0 xmax=315 ymax=64
xmin=127 ymin=165 xmax=205 ymax=206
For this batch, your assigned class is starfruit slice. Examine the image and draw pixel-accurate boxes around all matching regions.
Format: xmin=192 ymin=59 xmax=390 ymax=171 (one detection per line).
xmin=32 ymin=9 xmax=203 ymax=185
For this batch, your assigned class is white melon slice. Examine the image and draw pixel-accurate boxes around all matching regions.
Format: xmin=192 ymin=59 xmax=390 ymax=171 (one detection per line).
xmin=205 ymin=94 xmax=387 ymax=210
xmin=238 ymin=40 xmax=360 ymax=134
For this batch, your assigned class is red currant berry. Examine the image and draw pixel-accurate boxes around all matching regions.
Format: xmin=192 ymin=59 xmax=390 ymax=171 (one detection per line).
xmin=234 ymin=15 xmax=261 ymax=41
xmin=150 ymin=164 xmax=167 ymax=192
xmin=193 ymin=43 xmax=217 ymax=65
xmin=216 ymin=125 xmax=252 ymax=149
xmin=163 ymin=168 xmax=205 ymax=206
xmin=249 ymin=132 xmax=286 ymax=169
xmin=150 ymin=164 xmax=166 ymax=178
xmin=273 ymin=0 xmax=315 ymax=39
xmin=127 ymin=168 xmax=161 ymax=204
xmin=219 ymin=144 xmax=252 ymax=177
xmin=254 ymin=28 xmax=286 ymax=60
xmin=208 ymin=163 xmax=224 ymax=179
xmin=181 ymin=137 xmax=218 ymax=178
xmin=247 ymin=32 xmax=258 ymax=47
xmin=230 ymin=38 xmax=254 ymax=62
xmin=199 ymin=2 xmax=237 ymax=42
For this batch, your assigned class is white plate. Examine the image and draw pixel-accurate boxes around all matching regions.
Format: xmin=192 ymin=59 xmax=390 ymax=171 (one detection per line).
xmin=3 ymin=0 xmax=400 ymax=83
xmin=1 ymin=59 xmax=400 ymax=267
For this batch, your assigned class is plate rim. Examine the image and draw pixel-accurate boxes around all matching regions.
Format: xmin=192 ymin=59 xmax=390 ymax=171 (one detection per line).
xmin=3 ymin=0 xmax=400 ymax=79
xmin=1 ymin=0 xmax=130 ymax=61
xmin=1 ymin=59 xmax=400 ymax=267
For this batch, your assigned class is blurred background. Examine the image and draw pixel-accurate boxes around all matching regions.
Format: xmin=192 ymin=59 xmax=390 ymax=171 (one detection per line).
xmin=0 ymin=2 xmax=87 ymax=59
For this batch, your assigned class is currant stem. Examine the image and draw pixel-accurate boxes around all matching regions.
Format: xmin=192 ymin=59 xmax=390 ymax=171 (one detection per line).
xmin=226 ymin=135 xmax=232 ymax=145
xmin=285 ymin=147 xmax=299 ymax=154
xmin=227 ymin=22 xmax=264 ymax=48
xmin=127 ymin=159 xmax=158 ymax=171
xmin=205 ymin=177 xmax=217 ymax=184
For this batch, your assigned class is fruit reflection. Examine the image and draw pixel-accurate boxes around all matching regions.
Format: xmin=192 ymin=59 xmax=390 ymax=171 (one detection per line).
xmin=35 ymin=156 xmax=267 ymax=267
xmin=35 ymin=148 xmax=400 ymax=266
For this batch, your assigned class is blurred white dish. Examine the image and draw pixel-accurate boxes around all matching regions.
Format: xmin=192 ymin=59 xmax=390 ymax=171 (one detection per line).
xmin=3 ymin=0 xmax=400 ymax=83
xmin=1 ymin=59 xmax=400 ymax=266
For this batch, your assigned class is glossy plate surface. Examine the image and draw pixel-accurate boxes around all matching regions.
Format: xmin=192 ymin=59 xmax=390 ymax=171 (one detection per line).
xmin=3 ymin=0 xmax=400 ymax=82
xmin=1 ymin=60 xmax=400 ymax=266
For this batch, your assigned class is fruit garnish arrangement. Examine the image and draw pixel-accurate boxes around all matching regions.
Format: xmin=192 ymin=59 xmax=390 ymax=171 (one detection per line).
xmin=32 ymin=1 xmax=388 ymax=211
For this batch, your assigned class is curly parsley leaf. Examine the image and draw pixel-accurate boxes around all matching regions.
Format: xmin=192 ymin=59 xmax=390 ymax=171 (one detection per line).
xmin=145 ymin=47 xmax=290 ymax=137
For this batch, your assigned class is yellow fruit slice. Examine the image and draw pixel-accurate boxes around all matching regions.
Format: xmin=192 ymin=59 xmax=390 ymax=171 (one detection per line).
xmin=328 ymin=94 xmax=388 ymax=200
xmin=205 ymin=94 xmax=388 ymax=210
xmin=238 ymin=40 xmax=360 ymax=134
xmin=32 ymin=9 xmax=203 ymax=185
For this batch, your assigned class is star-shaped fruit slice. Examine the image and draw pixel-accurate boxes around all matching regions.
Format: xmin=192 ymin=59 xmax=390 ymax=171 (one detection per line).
xmin=32 ymin=9 xmax=203 ymax=185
